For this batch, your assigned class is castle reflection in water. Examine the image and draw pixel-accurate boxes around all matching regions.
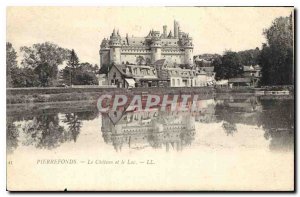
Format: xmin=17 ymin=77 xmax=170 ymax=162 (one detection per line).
xmin=6 ymin=96 xmax=294 ymax=153
xmin=100 ymin=97 xmax=259 ymax=152
xmin=101 ymin=110 xmax=196 ymax=152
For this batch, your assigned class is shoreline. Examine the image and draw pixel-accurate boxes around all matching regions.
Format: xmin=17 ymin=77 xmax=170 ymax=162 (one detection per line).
xmin=6 ymin=86 xmax=294 ymax=105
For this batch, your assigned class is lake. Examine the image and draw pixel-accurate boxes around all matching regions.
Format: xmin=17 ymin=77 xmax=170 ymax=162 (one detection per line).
xmin=7 ymin=95 xmax=294 ymax=191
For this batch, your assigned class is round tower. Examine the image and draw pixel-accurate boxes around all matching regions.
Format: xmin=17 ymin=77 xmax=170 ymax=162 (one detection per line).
xmin=109 ymin=29 xmax=121 ymax=65
xmin=184 ymin=37 xmax=194 ymax=65
xmin=99 ymin=38 xmax=111 ymax=68
xmin=150 ymin=31 xmax=162 ymax=63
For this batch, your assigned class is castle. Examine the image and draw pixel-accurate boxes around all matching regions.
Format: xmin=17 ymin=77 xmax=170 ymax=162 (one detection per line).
xmin=99 ymin=20 xmax=194 ymax=67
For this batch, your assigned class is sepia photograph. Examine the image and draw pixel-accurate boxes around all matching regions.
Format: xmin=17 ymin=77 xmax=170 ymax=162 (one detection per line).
xmin=6 ymin=6 xmax=294 ymax=191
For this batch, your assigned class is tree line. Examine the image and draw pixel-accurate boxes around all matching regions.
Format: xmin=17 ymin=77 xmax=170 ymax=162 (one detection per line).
xmin=6 ymin=42 xmax=99 ymax=88
xmin=202 ymin=14 xmax=294 ymax=86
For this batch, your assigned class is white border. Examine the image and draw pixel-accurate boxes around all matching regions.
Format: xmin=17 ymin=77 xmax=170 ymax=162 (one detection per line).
xmin=1 ymin=0 xmax=297 ymax=196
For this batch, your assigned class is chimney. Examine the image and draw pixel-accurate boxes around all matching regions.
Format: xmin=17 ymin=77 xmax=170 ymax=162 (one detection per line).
xmin=163 ymin=25 xmax=167 ymax=38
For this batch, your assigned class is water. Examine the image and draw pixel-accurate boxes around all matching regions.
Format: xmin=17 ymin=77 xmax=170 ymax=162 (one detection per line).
xmin=6 ymin=96 xmax=294 ymax=191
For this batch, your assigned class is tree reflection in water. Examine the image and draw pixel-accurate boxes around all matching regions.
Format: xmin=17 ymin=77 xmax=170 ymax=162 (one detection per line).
xmin=63 ymin=113 xmax=82 ymax=142
xmin=6 ymin=97 xmax=294 ymax=153
xmin=21 ymin=115 xmax=66 ymax=149
xmin=6 ymin=118 xmax=19 ymax=153
xmin=222 ymin=122 xmax=237 ymax=136
xmin=259 ymin=99 xmax=294 ymax=151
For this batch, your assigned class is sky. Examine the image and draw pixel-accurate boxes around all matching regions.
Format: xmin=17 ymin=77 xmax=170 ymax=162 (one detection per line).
xmin=7 ymin=7 xmax=293 ymax=65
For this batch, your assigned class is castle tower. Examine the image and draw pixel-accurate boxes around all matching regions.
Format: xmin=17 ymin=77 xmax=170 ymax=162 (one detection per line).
xmin=99 ymin=38 xmax=110 ymax=68
xmin=184 ymin=36 xmax=194 ymax=65
xmin=163 ymin=25 xmax=167 ymax=38
xmin=174 ymin=20 xmax=180 ymax=38
xmin=151 ymin=31 xmax=162 ymax=63
xmin=109 ymin=29 xmax=121 ymax=65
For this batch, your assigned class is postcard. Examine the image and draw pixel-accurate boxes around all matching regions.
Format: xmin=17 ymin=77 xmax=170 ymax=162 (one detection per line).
xmin=6 ymin=7 xmax=294 ymax=191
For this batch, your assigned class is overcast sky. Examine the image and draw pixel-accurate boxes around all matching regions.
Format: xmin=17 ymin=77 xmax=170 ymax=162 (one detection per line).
xmin=7 ymin=7 xmax=293 ymax=65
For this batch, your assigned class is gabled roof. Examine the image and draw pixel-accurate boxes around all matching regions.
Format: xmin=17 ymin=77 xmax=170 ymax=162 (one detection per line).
xmin=113 ymin=65 xmax=132 ymax=77
xmin=154 ymin=59 xmax=167 ymax=67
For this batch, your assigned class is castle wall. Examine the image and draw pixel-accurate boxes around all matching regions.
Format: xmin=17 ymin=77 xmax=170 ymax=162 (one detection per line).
xmin=120 ymin=53 xmax=152 ymax=65
xmin=162 ymin=54 xmax=185 ymax=64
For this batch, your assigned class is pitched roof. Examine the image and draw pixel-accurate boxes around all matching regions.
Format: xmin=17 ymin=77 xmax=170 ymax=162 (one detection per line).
xmin=228 ymin=78 xmax=251 ymax=83
xmin=113 ymin=65 xmax=132 ymax=77
xmin=154 ymin=59 xmax=167 ymax=66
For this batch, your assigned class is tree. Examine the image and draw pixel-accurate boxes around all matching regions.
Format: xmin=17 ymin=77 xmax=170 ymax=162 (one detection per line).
xmin=214 ymin=51 xmax=243 ymax=80
xmin=136 ymin=56 xmax=145 ymax=65
xmin=238 ymin=48 xmax=260 ymax=65
xmin=99 ymin=63 xmax=113 ymax=75
xmin=6 ymin=42 xmax=18 ymax=88
xmin=259 ymin=14 xmax=293 ymax=85
xmin=67 ymin=49 xmax=80 ymax=85
xmin=62 ymin=62 xmax=99 ymax=85
xmin=20 ymin=42 xmax=69 ymax=87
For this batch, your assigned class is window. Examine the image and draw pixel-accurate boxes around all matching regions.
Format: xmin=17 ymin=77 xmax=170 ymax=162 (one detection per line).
xmin=172 ymin=79 xmax=175 ymax=86
xmin=177 ymin=79 xmax=180 ymax=86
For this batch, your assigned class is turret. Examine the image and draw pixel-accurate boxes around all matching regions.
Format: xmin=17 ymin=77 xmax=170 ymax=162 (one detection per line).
xmin=163 ymin=25 xmax=167 ymax=38
xmin=183 ymin=36 xmax=194 ymax=65
xmin=174 ymin=20 xmax=180 ymax=38
xmin=150 ymin=33 xmax=162 ymax=63
xmin=109 ymin=28 xmax=121 ymax=65
xmin=167 ymin=31 xmax=173 ymax=38
xmin=99 ymin=38 xmax=110 ymax=68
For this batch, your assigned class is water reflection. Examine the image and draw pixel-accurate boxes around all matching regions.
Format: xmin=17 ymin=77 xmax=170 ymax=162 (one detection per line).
xmin=102 ymin=110 xmax=195 ymax=152
xmin=7 ymin=96 xmax=294 ymax=154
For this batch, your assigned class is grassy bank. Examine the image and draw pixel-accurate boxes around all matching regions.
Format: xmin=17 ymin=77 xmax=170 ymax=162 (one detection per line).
xmin=7 ymin=86 xmax=215 ymax=104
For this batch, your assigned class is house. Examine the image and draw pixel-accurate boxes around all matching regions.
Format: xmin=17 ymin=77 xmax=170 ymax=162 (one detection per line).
xmin=215 ymin=79 xmax=228 ymax=88
xmin=194 ymin=71 xmax=215 ymax=87
xmin=243 ymin=65 xmax=261 ymax=78
xmin=97 ymin=74 xmax=108 ymax=86
xmin=226 ymin=65 xmax=262 ymax=88
xmin=154 ymin=59 xmax=196 ymax=87
xmin=243 ymin=65 xmax=262 ymax=87
xmin=108 ymin=59 xmax=216 ymax=88
xmin=228 ymin=77 xmax=252 ymax=87
xmin=108 ymin=64 xmax=159 ymax=88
